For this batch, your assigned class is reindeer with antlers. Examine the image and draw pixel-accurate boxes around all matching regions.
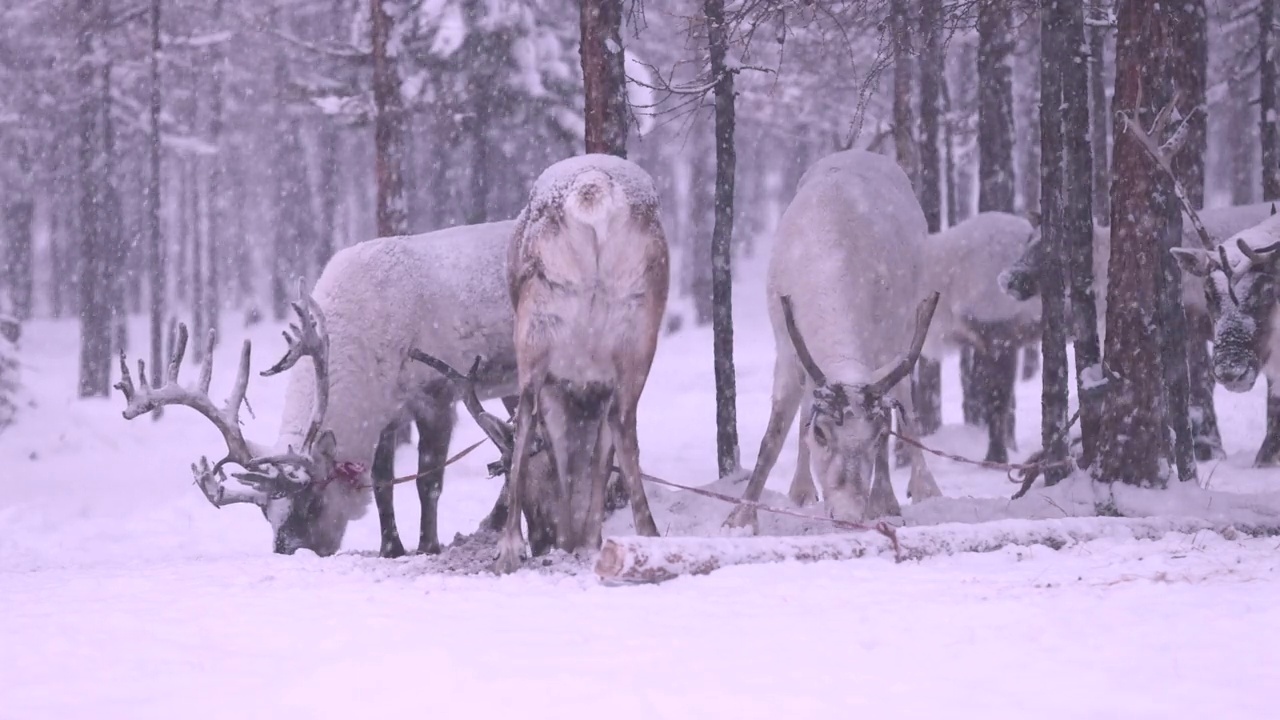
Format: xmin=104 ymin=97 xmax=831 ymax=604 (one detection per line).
xmin=114 ymin=221 xmax=547 ymax=557
xmin=725 ymin=149 xmax=943 ymax=533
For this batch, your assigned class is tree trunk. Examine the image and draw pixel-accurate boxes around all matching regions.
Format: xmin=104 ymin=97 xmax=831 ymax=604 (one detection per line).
xmin=706 ymin=0 xmax=740 ymax=478
xmin=978 ymin=0 xmax=1015 ymax=213
xmin=1016 ymin=21 xmax=1041 ymax=214
xmin=1037 ymin=0 xmax=1071 ymax=485
xmin=206 ymin=0 xmax=225 ymax=347
xmin=77 ymin=0 xmax=112 ymax=398
xmin=973 ymin=0 xmax=1017 ymax=437
xmin=890 ymin=0 xmax=918 ymax=188
xmin=1170 ymin=0 xmax=1220 ymax=464
xmin=1262 ymin=0 xmax=1280 ymax=201
xmin=581 ymin=0 xmax=628 ymax=157
xmin=1062 ymin=0 xmax=1102 ymax=470
xmin=3 ymin=201 xmax=34 ymax=321
xmin=688 ymin=130 xmax=715 ymax=325
xmin=1089 ymin=0 xmax=1111 ymax=226
xmin=371 ymin=0 xmax=409 ymax=237
xmin=190 ymin=161 xmax=206 ymax=362
xmin=1098 ymin=0 xmax=1172 ymax=487
xmin=914 ymin=0 xmax=944 ymax=435
xmin=1228 ymin=78 xmax=1256 ymax=205
xmin=148 ymin=0 xmax=165 ymax=393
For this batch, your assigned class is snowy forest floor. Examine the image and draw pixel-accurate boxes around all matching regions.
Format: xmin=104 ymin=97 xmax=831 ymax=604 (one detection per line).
xmin=3 ymin=256 xmax=1280 ymax=717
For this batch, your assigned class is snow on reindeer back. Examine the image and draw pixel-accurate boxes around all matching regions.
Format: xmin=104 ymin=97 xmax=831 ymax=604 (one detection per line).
xmin=526 ymin=153 xmax=660 ymax=212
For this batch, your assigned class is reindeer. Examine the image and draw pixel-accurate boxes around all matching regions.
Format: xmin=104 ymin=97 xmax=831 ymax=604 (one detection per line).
xmin=114 ymin=221 xmax=539 ymax=557
xmin=492 ymin=153 xmax=668 ymax=574
xmin=920 ymin=211 xmax=1043 ymax=464
xmin=724 ymin=149 xmax=942 ymax=533
xmin=1001 ymin=195 xmax=1277 ymax=462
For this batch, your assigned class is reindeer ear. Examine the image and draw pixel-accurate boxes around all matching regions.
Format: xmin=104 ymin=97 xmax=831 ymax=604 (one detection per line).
xmin=1170 ymin=248 xmax=1214 ymax=277
xmin=314 ymin=430 xmax=338 ymax=463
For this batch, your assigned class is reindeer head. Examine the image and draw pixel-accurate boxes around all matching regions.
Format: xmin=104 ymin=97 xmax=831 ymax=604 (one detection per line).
xmin=114 ymin=284 xmax=360 ymax=557
xmin=1173 ymin=237 xmax=1280 ymax=392
xmin=780 ymin=292 xmax=939 ymax=522
xmin=997 ymin=226 xmax=1046 ymax=302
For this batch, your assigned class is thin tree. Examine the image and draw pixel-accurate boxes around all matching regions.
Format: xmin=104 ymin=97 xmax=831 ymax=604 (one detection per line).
xmin=1038 ymin=0 xmax=1071 ymax=484
xmin=913 ymin=0 xmax=945 ymax=435
xmin=889 ymin=0 xmax=917 ymax=188
xmin=581 ymin=0 xmax=628 ymax=157
xmin=1259 ymin=0 xmax=1280 ymax=455
xmin=147 ymin=0 xmax=165 ymax=400
xmin=1098 ymin=0 xmax=1174 ymax=487
xmin=706 ymin=0 xmax=739 ymax=477
xmin=1088 ymin=0 xmax=1110 ymax=226
xmin=1062 ymin=0 xmax=1102 ymax=468
xmin=77 ymin=0 xmax=112 ymax=398
xmin=371 ymin=0 xmax=408 ymax=239
xmin=205 ymin=0 xmax=226 ymax=349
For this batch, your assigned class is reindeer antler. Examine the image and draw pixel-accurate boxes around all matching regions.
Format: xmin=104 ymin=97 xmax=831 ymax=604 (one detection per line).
xmin=409 ymin=350 xmax=515 ymax=454
xmin=866 ymin=291 xmax=941 ymax=397
xmin=261 ymin=279 xmax=330 ymax=453
xmin=114 ymin=325 xmax=295 ymax=507
xmin=1118 ymin=93 xmax=1215 ymax=250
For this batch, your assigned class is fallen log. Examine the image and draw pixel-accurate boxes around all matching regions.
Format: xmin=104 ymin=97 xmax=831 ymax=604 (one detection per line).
xmin=594 ymin=515 xmax=1280 ymax=585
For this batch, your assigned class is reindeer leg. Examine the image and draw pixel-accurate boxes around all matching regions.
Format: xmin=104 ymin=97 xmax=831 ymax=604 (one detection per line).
xmin=1255 ymin=378 xmax=1280 ymax=468
xmin=983 ymin=337 xmax=1017 ymax=465
xmin=611 ymin=402 xmax=659 ymax=538
xmin=478 ymin=395 xmax=521 ymax=531
xmin=372 ymin=424 xmax=407 ymax=559
xmin=1186 ymin=321 xmax=1225 ymax=460
xmin=493 ymin=386 xmax=537 ymax=574
xmin=413 ymin=407 xmax=454 ymax=555
xmin=724 ymin=354 xmax=805 ymax=533
xmin=866 ymin=423 xmax=901 ymax=519
xmin=893 ymin=381 xmax=941 ymax=502
xmin=787 ymin=394 xmax=819 ymax=506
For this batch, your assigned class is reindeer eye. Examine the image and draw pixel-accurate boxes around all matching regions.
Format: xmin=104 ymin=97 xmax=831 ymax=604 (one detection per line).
xmin=811 ymin=424 xmax=829 ymax=447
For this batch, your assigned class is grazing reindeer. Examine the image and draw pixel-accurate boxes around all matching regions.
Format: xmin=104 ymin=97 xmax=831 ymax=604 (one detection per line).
xmin=725 ymin=150 xmax=942 ymax=533
xmin=495 ymin=153 xmax=669 ymax=574
xmin=1001 ymin=196 xmax=1277 ymax=461
xmin=115 ymin=221 xmax=529 ymax=557
xmin=920 ymin=211 xmax=1042 ymax=464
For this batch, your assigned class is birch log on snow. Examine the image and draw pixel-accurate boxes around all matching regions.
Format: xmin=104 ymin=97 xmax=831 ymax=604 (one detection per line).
xmin=594 ymin=516 xmax=1280 ymax=585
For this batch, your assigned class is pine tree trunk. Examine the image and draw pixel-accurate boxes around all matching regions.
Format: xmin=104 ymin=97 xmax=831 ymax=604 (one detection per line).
xmin=1062 ymin=0 xmax=1102 ymax=469
xmin=581 ymin=0 xmax=628 ymax=157
xmin=706 ymin=0 xmax=740 ymax=478
xmin=206 ymin=0 xmax=225 ymax=347
xmin=77 ymin=0 xmax=112 ymax=398
xmin=972 ymin=0 xmax=1017 ymax=437
xmin=1098 ymin=0 xmax=1171 ymax=487
xmin=1262 ymin=0 xmax=1280 ymax=201
xmin=371 ymin=0 xmax=409 ymax=237
xmin=978 ymin=0 xmax=1015 ymax=213
xmin=1089 ymin=0 xmax=1111 ymax=226
xmin=1228 ymin=80 xmax=1256 ymax=205
xmin=688 ymin=131 xmax=715 ymax=325
xmin=3 ymin=201 xmax=34 ymax=321
xmin=190 ymin=161 xmax=206 ymax=362
xmin=1038 ymin=0 xmax=1071 ymax=485
xmin=890 ymin=0 xmax=918 ymax=188
xmin=1170 ymin=0 xmax=1220 ymax=464
xmin=914 ymin=0 xmax=944 ymax=435
xmin=148 ymin=0 xmax=164 ymax=392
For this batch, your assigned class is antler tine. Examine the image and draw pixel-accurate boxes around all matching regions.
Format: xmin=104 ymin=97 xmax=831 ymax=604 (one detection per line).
xmin=409 ymin=349 xmax=514 ymax=453
xmin=779 ymin=295 xmax=829 ymax=386
xmin=114 ymin=322 xmax=258 ymax=474
xmin=1120 ymin=104 xmax=1216 ymax=251
xmin=867 ymin=291 xmax=941 ymax=397
xmin=261 ymin=282 xmax=331 ymax=452
xmin=197 ymin=328 xmax=216 ymax=395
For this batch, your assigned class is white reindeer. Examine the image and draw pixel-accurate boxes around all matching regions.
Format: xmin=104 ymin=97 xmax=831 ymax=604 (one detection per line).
xmin=494 ymin=153 xmax=668 ymax=574
xmin=918 ymin=211 xmax=1042 ymax=464
xmin=725 ymin=149 xmax=942 ymax=533
xmin=115 ymin=221 xmax=532 ymax=557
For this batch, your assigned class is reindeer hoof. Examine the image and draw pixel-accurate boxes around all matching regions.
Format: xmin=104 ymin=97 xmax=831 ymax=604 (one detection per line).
xmin=721 ymin=506 xmax=759 ymax=536
xmin=416 ymin=539 xmax=442 ymax=556
xmin=380 ymin=538 xmax=407 ymax=559
xmin=787 ymin=482 xmax=819 ymax=507
xmin=491 ymin=536 xmax=528 ymax=575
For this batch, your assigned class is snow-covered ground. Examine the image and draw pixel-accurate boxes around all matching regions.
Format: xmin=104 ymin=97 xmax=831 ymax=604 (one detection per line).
xmin=2 ymin=254 xmax=1279 ymax=717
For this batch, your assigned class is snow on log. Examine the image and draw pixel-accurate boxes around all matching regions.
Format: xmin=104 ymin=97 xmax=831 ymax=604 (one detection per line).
xmin=594 ymin=515 xmax=1280 ymax=585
